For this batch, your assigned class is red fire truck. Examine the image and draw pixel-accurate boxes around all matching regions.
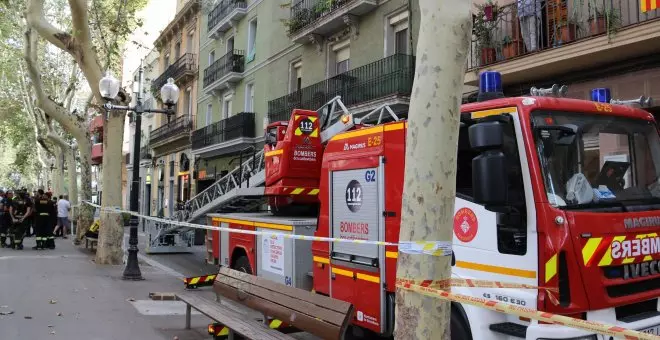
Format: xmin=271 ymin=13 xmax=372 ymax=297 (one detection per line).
xmin=205 ymin=72 xmax=660 ymax=339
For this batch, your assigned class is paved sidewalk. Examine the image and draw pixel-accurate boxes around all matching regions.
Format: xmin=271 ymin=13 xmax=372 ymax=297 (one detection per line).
xmin=0 ymin=236 xmax=214 ymax=340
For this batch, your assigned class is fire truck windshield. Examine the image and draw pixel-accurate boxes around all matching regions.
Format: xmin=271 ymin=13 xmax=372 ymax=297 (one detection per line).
xmin=532 ymin=111 xmax=660 ymax=210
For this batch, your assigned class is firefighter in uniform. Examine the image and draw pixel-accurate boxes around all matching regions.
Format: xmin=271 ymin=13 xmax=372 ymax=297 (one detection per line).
xmin=9 ymin=189 xmax=33 ymax=250
xmin=33 ymin=190 xmax=52 ymax=250
xmin=45 ymin=193 xmax=57 ymax=249
xmin=0 ymin=191 xmax=9 ymax=247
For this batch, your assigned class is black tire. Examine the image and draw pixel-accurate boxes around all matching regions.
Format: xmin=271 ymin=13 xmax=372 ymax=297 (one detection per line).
xmin=233 ymin=255 xmax=252 ymax=275
xmin=450 ymin=309 xmax=472 ymax=340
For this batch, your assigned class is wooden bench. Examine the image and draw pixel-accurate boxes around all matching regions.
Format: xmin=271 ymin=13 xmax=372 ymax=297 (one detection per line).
xmin=176 ymin=291 xmax=294 ymax=340
xmin=84 ymin=236 xmax=98 ymax=250
xmin=213 ymin=267 xmax=354 ymax=340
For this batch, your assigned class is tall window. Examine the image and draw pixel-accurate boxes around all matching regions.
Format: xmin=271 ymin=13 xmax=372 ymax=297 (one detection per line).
xmin=227 ymin=37 xmax=235 ymax=53
xmin=247 ymin=18 xmax=257 ymax=62
xmin=187 ymin=30 xmax=194 ymax=53
xmin=206 ymin=103 xmax=213 ymax=126
xmin=245 ymin=83 xmax=255 ymax=112
xmin=388 ymin=11 xmax=410 ymax=55
xmin=209 ymin=50 xmax=215 ymax=66
xmin=330 ymin=40 xmax=350 ymax=76
xmin=184 ymin=88 xmax=192 ymax=118
xmin=290 ymin=60 xmax=302 ymax=93
xmin=174 ymin=42 xmax=181 ymax=59
xmin=164 ymin=54 xmax=170 ymax=68
xmin=223 ymin=94 xmax=233 ymax=119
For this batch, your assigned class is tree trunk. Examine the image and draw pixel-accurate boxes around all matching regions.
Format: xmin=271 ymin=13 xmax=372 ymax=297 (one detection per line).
xmin=54 ymin=150 xmax=65 ymax=195
xmin=65 ymin=146 xmax=78 ymax=216
xmin=67 ymin=147 xmax=78 ymax=203
xmin=394 ymin=1 xmax=472 ymax=339
xmin=96 ymin=111 xmax=126 ymax=265
xmin=76 ymin=139 xmax=93 ymax=244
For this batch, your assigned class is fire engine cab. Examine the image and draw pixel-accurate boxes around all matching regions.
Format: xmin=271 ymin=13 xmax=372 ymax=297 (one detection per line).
xmin=206 ymin=71 xmax=660 ymax=339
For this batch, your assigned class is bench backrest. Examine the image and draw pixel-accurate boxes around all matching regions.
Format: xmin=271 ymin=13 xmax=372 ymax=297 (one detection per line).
xmin=214 ymin=267 xmax=354 ymax=340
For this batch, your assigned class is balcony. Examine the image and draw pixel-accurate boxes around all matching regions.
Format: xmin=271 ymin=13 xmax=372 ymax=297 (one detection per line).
xmin=149 ymin=115 xmax=194 ymax=147
xmin=192 ymin=112 xmax=257 ymax=157
xmin=151 ymin=53 xmax=197 ymax=96
xmin=203 ymin=50 xmax=245 ymax=94
xmin=91 ymin=143 xmax=103 ymax=166
xmin=207 ymin=0 xmax=247 ymax=39
xmin=140 ymin=146 xmax=152 ymax=160
xmin=268 ymin=53 xmax=414 ymax=122
xmin=465 ymin=0 xmax=660 ymax=87
xmin=287 ymin=0 xmax=378 ymax=44
xmin=89 ymin=115 xmax=103 ymax=133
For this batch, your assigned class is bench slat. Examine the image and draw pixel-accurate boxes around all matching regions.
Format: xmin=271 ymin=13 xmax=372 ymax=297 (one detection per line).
xmin=214 ymin=281 xmax=349 ymax=340
xmin=218 ymin=267 xmax=352 ymax=314
xmin=176 ymin=292 xmax=294 ymax=340
xmin=216 ymin=274 xmax=347 ymax=327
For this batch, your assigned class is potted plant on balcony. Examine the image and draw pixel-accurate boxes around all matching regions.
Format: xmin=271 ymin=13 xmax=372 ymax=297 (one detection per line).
xmin=589 ymin=6 xmax=621 ymax=38
xmin=473 ymin=6 xmax=497 ymax=66
xmin=555 ymin=19 xmax=579 ymax=46
xmin=502 ymin=35 xmax=525 ymax=59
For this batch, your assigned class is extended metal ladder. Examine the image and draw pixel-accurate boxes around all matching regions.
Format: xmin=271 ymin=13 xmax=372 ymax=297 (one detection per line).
xmin=145 ymin=96 xmax=402 ymax=254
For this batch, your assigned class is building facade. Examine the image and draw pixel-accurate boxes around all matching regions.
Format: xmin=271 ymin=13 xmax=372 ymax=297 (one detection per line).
xmin=148 ymin=0 xmax=200 ymax=218
xmin=124 ymin=47 xmax=161 ymax=216
xmin=466 ymin=0 xmax=660 ymax=115
xmin=193 ymin=0 xmax=420 ymax=197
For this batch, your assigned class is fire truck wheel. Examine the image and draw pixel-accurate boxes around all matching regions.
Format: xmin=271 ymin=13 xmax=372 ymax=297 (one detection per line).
xmin=233 ymin=255 xmax=253 ymax=275
xmin=450 ymin=307 xmax=472 ymax=340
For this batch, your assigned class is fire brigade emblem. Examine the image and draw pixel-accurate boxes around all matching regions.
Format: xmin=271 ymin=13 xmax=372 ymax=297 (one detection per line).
xmin=303 ymin=136 xmax=311 ymax=145
xmin=453 ymin=207 xmax=478 ymax=243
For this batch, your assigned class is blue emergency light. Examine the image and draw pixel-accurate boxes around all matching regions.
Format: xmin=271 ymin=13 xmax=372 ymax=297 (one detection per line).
xmin=591 ymin=88 xmax=611 ymax=103
xmin=477 ymin=71 xmax=504 ymax=102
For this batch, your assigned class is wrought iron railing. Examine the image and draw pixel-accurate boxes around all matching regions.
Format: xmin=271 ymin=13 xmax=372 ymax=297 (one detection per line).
xmin=203 ymin=50 xmax=245 ymax=88
xmin=288 ymin=0 xmax=353 ymax=35
xmin=468 ymin=0 xmax=659 ymax=70
xmin=192 ymin=112 xmax=256 ymax=150
xmin=151 ymin=53 xmax=197 ymax=93
xmin=208 ymin=0 xmax=247 ymax=32
xmin=267 ymin=53 xmax=415 ymax=122
xmin=150 ymin=115 xmax=194 ymax=145
xmin=140 ymin=146 xmax=152 ymax=160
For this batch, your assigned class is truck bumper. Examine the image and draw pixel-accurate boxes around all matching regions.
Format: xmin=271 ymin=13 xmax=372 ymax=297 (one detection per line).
xmin=525 ymin=303 xmax=660 ymax=340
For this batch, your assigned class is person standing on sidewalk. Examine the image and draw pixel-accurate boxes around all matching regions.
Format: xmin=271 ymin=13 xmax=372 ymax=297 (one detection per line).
xmin=9 ymin=189 xmax=33 ymax=250
xmin=1 ymin=191 xmax=14 ymax=247
xmin=0 ymin=190 xmax=8 ymax=247
xmin=54 ymin=195 xmax=70 ymax=240
xmin=32 ymin=190 xmax=52 ymax=250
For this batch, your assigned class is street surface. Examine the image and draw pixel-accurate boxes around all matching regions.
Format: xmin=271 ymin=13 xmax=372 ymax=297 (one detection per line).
xmin=0 ymin=229 xmax=319 ymax=340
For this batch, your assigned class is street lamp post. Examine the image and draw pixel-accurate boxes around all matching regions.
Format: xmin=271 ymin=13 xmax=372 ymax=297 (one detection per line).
xmin=99 ymin=67 xmax=179 ymax=281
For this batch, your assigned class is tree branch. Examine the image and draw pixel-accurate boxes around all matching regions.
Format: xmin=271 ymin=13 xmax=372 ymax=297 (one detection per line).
xmin=25 ymin=0 xmax=68 ymax=52
xmin=27 ymin=0 xmax=104 ymax=102
xmin=23 ymin=26 xmax=87 ymax=143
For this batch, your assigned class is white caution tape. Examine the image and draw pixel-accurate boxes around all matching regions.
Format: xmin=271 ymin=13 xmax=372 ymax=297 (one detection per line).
xmin=399 ymin=241 xmax=453 ymax=257
xmin=83 ymin=201 xmax=452 ymax=254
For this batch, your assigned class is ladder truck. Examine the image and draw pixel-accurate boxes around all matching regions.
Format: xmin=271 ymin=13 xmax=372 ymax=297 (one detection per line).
xmin=205 ymin=72 xmax=660 ymax=339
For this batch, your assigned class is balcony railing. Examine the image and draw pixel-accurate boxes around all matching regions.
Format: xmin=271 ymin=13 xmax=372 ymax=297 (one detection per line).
xmin=192 ymin=112 xmax=256 ymax=150
xmin=208 ymin=0 xmax=247 ymax=32
xmin=140 ymin=146 xmax=152 ymax=160
xmin=268 ymin=53 xmax=415 ymax=122
xmin=468 ymin=0 xmax=660 ymax=70
xmin=150 ymin=115 xmax=194 ymax=145
xmin=203 ymin=50 xmax=245 ymax=88
xmin=151 ymin=53 xmax=197 ymax=94
xmin=288 ymin=0 xmax=375 ymax=36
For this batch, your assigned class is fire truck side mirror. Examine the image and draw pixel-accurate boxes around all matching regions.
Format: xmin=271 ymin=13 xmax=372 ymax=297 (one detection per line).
xmin=469 ymin=122 xmax=508 ymax=210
